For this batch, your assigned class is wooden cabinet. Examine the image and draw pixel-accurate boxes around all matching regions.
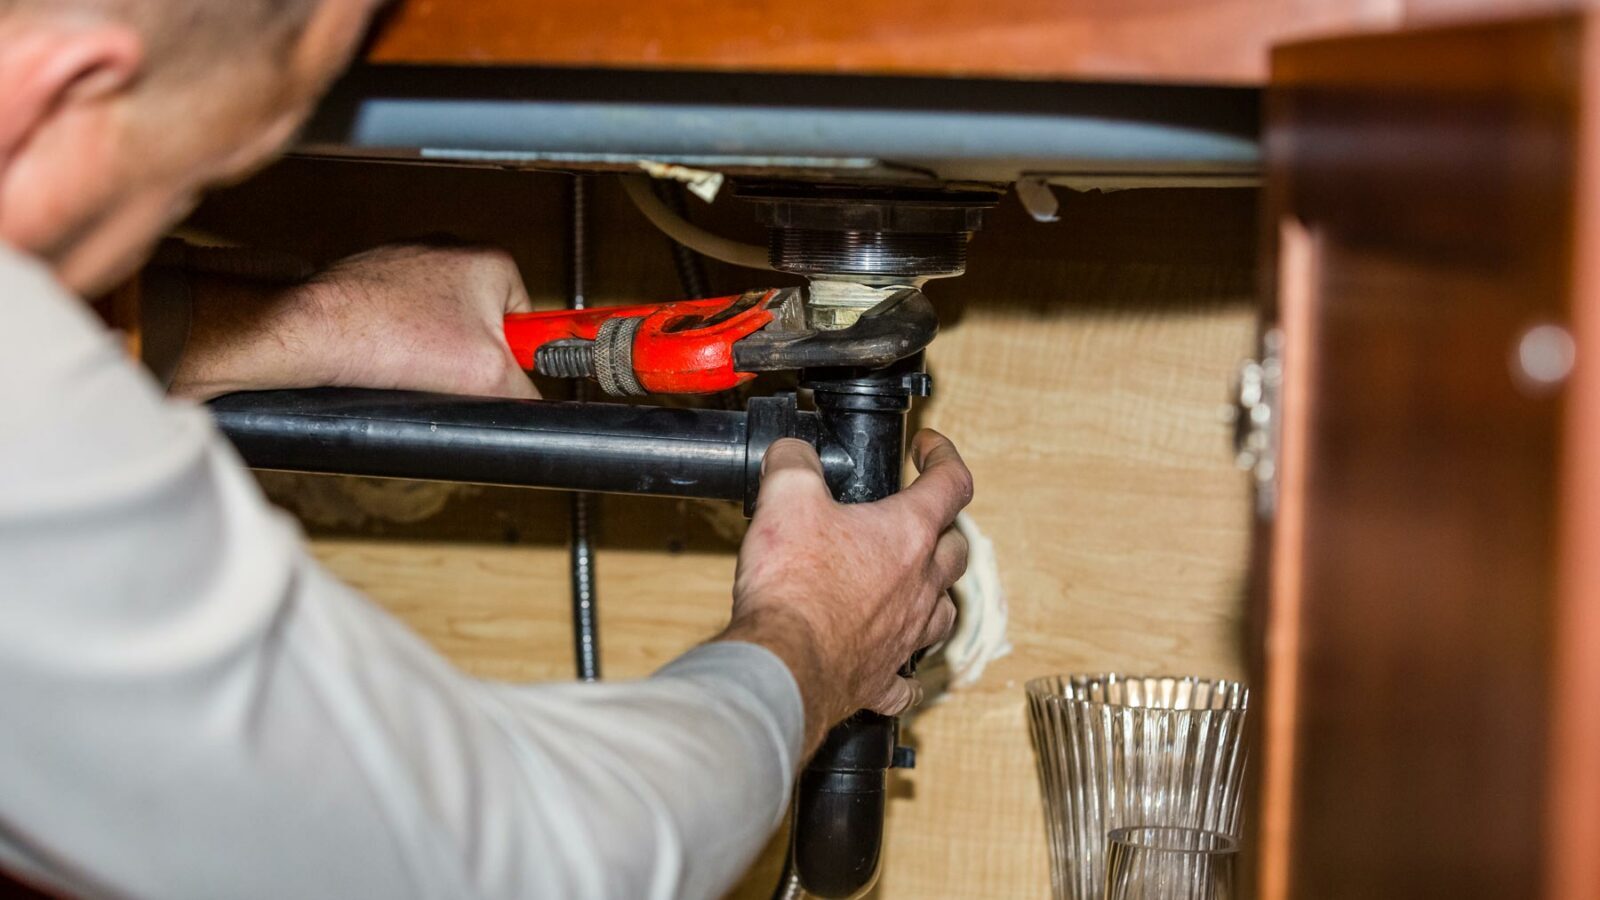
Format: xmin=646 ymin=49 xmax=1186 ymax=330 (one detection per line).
xmin=1256 ymin=14 xmax=1600 ymax=899
xmin=239 ymin=7 xmax=1600 ymax=897
xmin=101 ymin=5 xmax=1600 ymax=899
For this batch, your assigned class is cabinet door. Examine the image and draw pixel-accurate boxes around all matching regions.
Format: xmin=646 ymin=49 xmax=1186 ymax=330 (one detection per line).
xmin=1256 ymin=14 xmax=1600 ymax=900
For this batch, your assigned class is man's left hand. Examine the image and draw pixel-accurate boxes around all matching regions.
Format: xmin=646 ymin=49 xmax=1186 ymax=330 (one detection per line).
xmin=169 ymin=243 xmax=539 ymax=401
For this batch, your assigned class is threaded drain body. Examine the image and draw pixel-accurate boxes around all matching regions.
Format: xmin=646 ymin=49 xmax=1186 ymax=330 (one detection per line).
xmin=769 ymin=229 xmax=968 ymax=279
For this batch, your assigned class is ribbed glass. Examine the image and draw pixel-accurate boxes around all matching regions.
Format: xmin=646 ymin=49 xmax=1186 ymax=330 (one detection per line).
xmin=1104 ymin=826 xmax=1238 ymax=900
xmin=1025 ymin=674 xmax=1250 ymax=900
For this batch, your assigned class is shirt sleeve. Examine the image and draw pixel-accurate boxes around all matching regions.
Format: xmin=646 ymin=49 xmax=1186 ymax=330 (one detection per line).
xmin=0 ymin=246 xmax=803 ymax=900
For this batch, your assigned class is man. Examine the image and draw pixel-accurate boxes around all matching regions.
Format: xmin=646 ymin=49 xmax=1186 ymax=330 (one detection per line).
xmin=0 ymin=1 xmax=972 ymax=898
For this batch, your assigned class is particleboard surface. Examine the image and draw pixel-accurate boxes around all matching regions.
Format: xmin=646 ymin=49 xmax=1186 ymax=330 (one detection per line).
xmin=193 ymin=165 xmax=1258 ymax=899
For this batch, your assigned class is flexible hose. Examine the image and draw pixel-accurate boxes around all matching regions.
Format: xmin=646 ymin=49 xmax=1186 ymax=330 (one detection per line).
xmin=769 ymin=847 xmax=805 ymax=900
xmin=652 ymin=179 xmax=712 ymax=298
xmin=620 ymin=175 xmax=773 ymax=272
xmin=566 ymin=175 xmax=600 ymax=683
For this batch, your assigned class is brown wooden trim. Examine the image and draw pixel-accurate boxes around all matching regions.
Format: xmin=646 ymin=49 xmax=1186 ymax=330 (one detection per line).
xmin=1255 ymin=217 xmax=1319 ymax=900
xmin=1547 ymin=18 xmax=1600 ymax=899
xmin=363 ymin=0 xmax=1393 ymax=84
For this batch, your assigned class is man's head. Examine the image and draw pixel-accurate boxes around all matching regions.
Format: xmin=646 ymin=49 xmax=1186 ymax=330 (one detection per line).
xmin=0 ymin=0 xmax=382 ymax=294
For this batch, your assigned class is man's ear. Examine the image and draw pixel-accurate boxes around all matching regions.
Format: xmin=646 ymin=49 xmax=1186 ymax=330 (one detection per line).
xmin=0 ymin=24 xmax=145 ymax=165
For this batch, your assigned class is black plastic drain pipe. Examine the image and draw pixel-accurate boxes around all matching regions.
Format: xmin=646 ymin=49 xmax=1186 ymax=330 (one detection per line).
xmin=210 ymin=388 xmax=844 ymax=511
xmin=787 ymin=359 xmax=927 ymax=900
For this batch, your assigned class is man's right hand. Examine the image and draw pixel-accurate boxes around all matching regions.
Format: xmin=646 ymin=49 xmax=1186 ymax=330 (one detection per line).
xmin=719 ymin=429 xmax=973 ymax=757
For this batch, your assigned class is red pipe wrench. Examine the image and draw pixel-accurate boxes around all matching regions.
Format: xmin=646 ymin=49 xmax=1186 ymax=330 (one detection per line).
xmin=503 ymin=289 xmax=781 ymax=395
xmin=503 ymin=285 xmax=937 ymax=397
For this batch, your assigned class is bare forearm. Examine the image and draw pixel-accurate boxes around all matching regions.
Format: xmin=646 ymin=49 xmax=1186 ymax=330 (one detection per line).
xmin=715 ymin=608 xmax=847 ymax=759
xmin=167 ymin=243 xmax=540 ymax=402
xmin=168 ymin=275 xmax=333 ymax=400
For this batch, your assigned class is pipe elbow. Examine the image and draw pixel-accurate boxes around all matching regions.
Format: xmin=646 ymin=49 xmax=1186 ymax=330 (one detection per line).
xmin=791 ymin=768 xmax=886 ymax=899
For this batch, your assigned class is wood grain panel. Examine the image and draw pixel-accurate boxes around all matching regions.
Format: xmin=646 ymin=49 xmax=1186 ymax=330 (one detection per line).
xmin=364 ymin=0 xmax=1395 ymax=84
xmin=190 ymin=163 xmax=1258 ymax=899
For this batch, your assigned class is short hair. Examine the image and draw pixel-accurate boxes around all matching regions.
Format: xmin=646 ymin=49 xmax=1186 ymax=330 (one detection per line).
xmin=0 ymin=0 xmax=324 ymax=80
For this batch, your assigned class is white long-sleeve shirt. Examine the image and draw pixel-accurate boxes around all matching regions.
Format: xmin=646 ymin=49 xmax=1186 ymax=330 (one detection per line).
xmin=0 ymin=243 xmax=803 ymax=900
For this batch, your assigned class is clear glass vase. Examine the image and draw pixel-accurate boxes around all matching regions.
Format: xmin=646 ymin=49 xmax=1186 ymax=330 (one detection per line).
xmin=1104 ymin=826 xmax=1238 ymax=900
xmin=1025 ymin=674 xmax=1249 ymax=900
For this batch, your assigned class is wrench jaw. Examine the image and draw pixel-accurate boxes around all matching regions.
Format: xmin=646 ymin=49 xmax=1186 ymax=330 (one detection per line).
xmin=732 ymin=286 xmax=938 ymax=375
